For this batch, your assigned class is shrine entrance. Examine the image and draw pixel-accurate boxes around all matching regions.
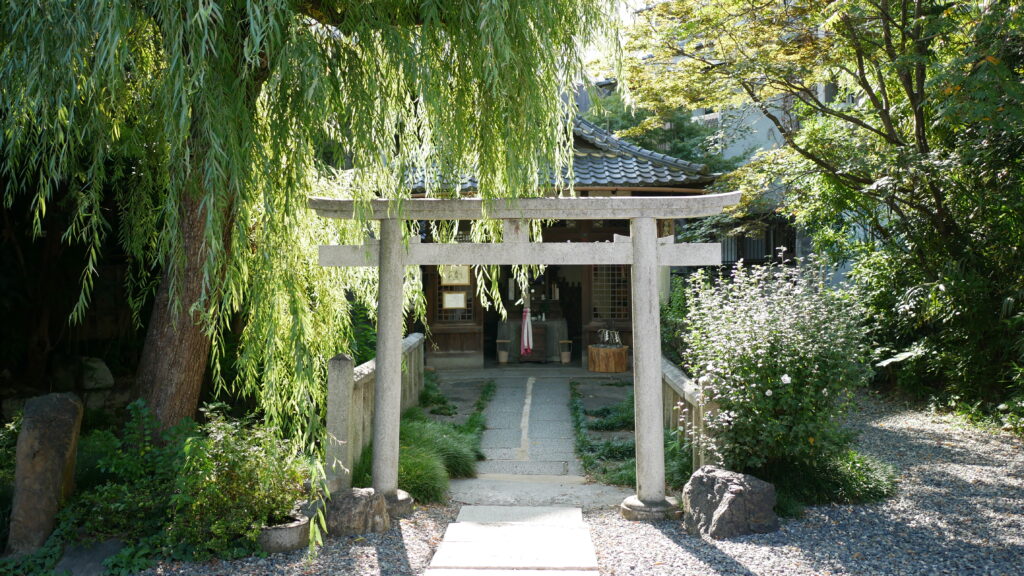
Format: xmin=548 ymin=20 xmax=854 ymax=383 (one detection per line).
xmin=312 ymin=194 xmax=738 ymax=519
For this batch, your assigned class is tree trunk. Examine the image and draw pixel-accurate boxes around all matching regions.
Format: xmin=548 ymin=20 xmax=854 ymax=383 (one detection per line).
xmin=136 ymin=194 xmax=212 ymax=429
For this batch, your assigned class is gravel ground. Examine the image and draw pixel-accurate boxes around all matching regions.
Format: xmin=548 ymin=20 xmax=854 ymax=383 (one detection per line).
xmin=586 ymin=392 xmax=1024 ymax=576
xmin=138 ymin=504 xmax=456 ymax=576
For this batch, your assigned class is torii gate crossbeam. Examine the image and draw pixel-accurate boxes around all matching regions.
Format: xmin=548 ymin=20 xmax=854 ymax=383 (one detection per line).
xmin=312 ymin=193 xmax=740 ymax=520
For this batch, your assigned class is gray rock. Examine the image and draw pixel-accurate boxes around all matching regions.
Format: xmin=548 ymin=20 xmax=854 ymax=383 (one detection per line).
xmin=325 ymin=487 xmax=391 ymax=536
xmin=84 ymin=390 xmax=109 ymax=413
xmin=4 ymin=393 xmax=83 ymax=556
xmin=80 ymin=358 xmax=114 ymax=390
xmin=54 ymin=538 xmax=124 ymax=576
xmin=682 ymin=465 xmax=779 ymax=539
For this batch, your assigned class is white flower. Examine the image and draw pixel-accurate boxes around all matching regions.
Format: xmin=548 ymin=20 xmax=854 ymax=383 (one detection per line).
xmin=765 ymin=389 xmax=773 ymax=397
xmin=781 ymin=374 xmax=792 ymax=385
xmin=822 ymin=388 xmax=829 ymax=397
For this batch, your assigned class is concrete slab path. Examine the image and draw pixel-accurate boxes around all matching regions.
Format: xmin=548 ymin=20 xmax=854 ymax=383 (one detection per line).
xmin=424 ymin=505 xmax=599 ymax=576
xmin=442 ymin=365 xmax=634 ymax=509
xmin=426 ymin=366 xmax=634 ymax=575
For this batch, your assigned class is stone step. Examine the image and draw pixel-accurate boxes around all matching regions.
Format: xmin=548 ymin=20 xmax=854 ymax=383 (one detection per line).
xmin=449 ymin=474 xmax=634 ymax=508
xmin=428 ymin=506 xmax=598 ymax=572
xmin=423 ymin=565 xmax=598 ymax=569
xmin=456 ymin=505 xmax=582 ymax=525
xmin=476 ymin=460 xmax=568 ymax=475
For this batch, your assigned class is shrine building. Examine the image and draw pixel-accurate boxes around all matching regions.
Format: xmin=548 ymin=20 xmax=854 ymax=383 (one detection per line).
xmin=411 ymin=117 xmax=718 ymax=370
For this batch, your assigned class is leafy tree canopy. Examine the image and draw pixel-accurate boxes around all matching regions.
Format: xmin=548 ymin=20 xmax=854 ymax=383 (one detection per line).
xmin=582 ymin=89 xmax=744 ymax=173
xmin=624 ymin=1 xmax=1024 ymax=404
xmin=1 ymin=0 xmax=616 ymax=440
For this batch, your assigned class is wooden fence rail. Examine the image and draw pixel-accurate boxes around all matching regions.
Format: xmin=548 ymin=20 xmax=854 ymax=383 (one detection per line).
xmin=661 ymin=357 xmax=717 ymax=471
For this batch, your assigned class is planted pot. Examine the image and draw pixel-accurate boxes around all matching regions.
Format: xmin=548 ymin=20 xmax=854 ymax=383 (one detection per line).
xmin=257 ymin=513 xmax=310 ymax=554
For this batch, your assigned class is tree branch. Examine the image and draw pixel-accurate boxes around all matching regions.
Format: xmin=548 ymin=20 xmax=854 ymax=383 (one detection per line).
xmin=740 ymin=82 xmax=873 ymax=188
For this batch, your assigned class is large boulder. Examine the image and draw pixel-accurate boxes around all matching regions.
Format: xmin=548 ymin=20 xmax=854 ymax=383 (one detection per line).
xmin=4 ymin=393 xmax=83 ymax=556
xmin=682 ymin=466 xmax=779 ymax=540
xmin=324 ymin=487 xmax=391 ymax=536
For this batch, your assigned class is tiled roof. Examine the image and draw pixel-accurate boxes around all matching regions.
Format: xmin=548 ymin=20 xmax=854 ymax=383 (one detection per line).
xmin=381 ymin=117 xmax=717 ymax=193
xmin=571 ymin=116 xmax=714 ymax=184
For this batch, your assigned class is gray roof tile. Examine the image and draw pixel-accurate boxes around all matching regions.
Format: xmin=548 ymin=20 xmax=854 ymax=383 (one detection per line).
xmin=399 ymin=117 xmax=717 ymax=193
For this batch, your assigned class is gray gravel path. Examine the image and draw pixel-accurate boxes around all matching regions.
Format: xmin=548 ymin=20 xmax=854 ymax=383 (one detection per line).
xmin=586 ymin=392 xmax=1024 ymax=576
xmin=139 ymin=504 xmax=456 ymax=576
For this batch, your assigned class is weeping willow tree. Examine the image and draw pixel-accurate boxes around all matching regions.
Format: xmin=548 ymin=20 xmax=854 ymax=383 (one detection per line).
xmin=0 ymin=0 xmax=616 ymax=442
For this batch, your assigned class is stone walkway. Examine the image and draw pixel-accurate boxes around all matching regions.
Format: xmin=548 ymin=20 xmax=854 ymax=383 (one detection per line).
xmin=427 ymin=366 xmax=633 ymax=574
xmin=444 ymin=365 xmax=634 ymax=508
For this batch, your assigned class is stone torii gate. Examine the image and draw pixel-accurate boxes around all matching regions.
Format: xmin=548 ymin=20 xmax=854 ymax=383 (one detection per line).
xmin=311 ymin=194 xmax=738 ymax=520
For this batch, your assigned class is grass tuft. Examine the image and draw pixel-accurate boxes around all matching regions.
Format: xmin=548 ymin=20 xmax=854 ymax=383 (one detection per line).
xmin=400 ymin=420 xmax=477 ymax=479
xmin=586 ymin=393 xmax=635 ymax=431
xmin=753 ymin=450 xmax=898 ymax=517
xmin=396 ymin=444 xmax=450 ymax=503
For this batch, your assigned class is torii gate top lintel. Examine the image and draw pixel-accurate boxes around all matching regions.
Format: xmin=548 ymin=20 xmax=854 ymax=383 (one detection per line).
xmin=308 ymin=192 xmax=741 ymax=221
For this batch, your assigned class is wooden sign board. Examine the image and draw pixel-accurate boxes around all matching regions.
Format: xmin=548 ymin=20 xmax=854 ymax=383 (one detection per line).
xmin=439 ymin=265 xmax=471 ymax=286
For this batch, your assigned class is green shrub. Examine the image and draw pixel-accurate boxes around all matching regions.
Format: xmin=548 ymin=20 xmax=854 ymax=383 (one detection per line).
xmin=400 ymin=420 xmax=477 ymax=479
xmin=0 ymin=413 xmax=20 ymax=551
xmin=664 ymin=429 xmax=693 ymax=490
xmin=756 ymin=450 xmax=897 ymax=517
xmin=166 ymin=408 xmax=308 ymax=560
xmin=0 ymin=413 xmax=20 ymax=486
xmin=75 ymin=429 xmax=120 ymax=491
xmin=72 ymin=401 xmax=193 ymax=541
xmin=677 ymin=260 xmax=872 ymax=470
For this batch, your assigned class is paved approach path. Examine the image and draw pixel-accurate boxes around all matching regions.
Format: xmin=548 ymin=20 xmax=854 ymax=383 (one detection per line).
xmin=426 ymin=366 xmax=633 ymax=575
xmin=445 ymin=365 xmax=634 ymax=507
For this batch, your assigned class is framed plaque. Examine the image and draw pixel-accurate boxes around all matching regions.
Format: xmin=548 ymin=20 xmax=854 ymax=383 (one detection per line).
xmin=442 ymin=291 xmax=468 ymax=309
xmin=440 ymin=265 xmax=471 ymax=286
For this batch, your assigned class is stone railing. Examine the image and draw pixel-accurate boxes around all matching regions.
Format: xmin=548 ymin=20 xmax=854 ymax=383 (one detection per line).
xmin=325 ymin=333 xmax=425 ymax=492
xmin=661 ymin=357 xmax=717 ymax=470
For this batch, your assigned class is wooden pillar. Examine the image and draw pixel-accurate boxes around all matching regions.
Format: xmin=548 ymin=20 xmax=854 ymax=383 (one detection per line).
xmin=373 ymin=219 xmax=413 ymax=515
xmin=621 ymin=217 xmax=680 ymax=520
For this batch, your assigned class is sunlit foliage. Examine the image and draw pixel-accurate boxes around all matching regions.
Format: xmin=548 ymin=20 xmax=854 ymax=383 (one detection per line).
xmin=0 ymin=0 xmax=617 ymax=442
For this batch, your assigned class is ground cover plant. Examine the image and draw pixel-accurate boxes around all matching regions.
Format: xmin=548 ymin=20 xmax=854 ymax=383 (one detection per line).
xmin=669 ymin=259 xmax=896 ymax=513
xmin=420 ymin=371 xmax=458 ymax=416
xmin=569 ymin=382 xmax=692 ymax=490
xmin=353 ymin=380 xmax=494 ymax=502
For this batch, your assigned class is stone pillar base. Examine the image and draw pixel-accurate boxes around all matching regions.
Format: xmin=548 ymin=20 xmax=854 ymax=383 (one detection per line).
xmin=619 ymin=495 xmax=681 ymax=521
xmin=386 ymin=489 xmax=414 ymax=518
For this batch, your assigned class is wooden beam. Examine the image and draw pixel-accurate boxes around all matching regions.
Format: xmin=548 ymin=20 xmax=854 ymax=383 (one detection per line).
xmin=309 ymin=193 xmax=740 ymax=221
xmin=318 ymin=241 xmax=722 ymax=267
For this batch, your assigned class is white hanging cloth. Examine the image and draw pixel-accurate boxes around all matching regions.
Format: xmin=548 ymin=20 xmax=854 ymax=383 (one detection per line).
xmin=521 ymin=306 xmax=533 ymax=356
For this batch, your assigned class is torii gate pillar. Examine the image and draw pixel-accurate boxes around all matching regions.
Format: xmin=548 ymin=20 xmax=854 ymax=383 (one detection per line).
xmin=620 ymin=217 xmax=677 ymax=519
xmin=373 ymin=218 xmax=413 ymax=514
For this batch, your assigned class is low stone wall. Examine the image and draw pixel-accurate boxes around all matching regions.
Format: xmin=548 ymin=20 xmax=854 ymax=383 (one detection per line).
xmin=324 ymin=333 xmax=425 ymax=492
xmin=661 ymin=357 xmax=717 ymax=471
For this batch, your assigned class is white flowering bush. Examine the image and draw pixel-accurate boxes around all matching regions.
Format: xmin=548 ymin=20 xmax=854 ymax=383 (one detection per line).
xmin=679 ymin=259 xmax=872 ymax=471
